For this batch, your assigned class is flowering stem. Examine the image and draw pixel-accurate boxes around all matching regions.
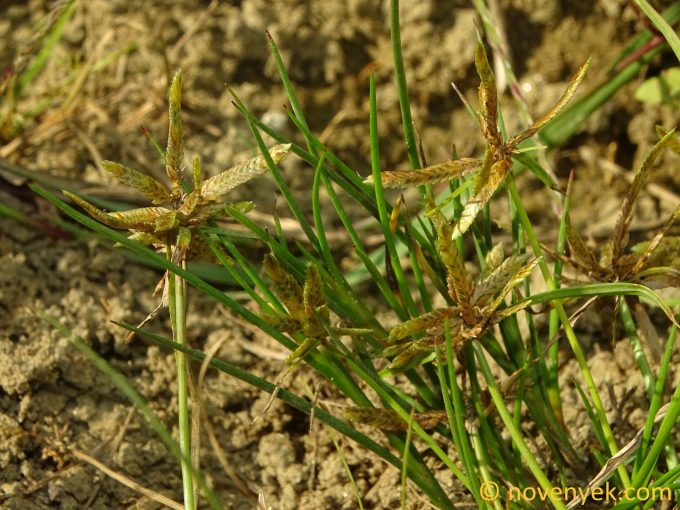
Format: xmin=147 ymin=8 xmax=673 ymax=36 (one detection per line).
xmin=166 ymin=247 xmax=195 ymax=510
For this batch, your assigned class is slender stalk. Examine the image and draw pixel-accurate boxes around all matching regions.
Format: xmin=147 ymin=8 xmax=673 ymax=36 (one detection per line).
xmin=389 ymin=0 xmax=420 ymax=170
xmin=472 ymin=341 xmax=567 ymax=510
xmin=547 ymin=176 xmax=572 ymax=424
xmin=167 ymin=248 xmax=195 ymax=510
xmin=44 ymin=314 xmax=223 ymax=510
xmin=635 ymin=315 xmax=679 ymax=475
xmin=507 ymin=177 xmax=631 ymax=488
xmin=618 ymin=298 xmax=655 ymax=398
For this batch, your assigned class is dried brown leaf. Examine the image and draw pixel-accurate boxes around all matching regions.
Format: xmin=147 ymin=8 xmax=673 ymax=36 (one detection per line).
xmin=637 ymin=235 xmax=680 ymax=271
xmin=566 ymin=403 xmax=670 ymax=509
xmin=389 ymin=195 xmax=404 ymax=234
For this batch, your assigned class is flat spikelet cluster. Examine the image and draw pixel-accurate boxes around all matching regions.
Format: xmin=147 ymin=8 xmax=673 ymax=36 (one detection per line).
xmin=262 ymin=255 xmax=371 ymax=365
xmin=255 ymin=255 xmax=372 ymax=418
xmin=382 ymin=210 xmax=539 ymax=372
xmin=563 ymin=128 xmax=680 ymax=289
xmin=365 ymin=43 xmax=590 ymax=240
xmin=64 ymin=69 xmax=291 ymax=260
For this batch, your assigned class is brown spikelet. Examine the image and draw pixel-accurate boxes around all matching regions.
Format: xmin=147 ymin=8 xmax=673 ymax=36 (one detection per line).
xmin=414 ymin=243 xmax=450 ymax=298
xmin=166 ymin=69 xmax=184 ymax=198
xmin=565 ymin=214 xmax=601 ymax=274
xmin=63 ymin=191 xmax=168 ymax=230
xmin=303 ymin=263 xmax=324 ymax=320
xmin=101 ymin=161 xmax=171 ymax=205
xmin=343 ymin=407 xmax=448 ymax=431
xmin=364 ymin=158 xmax=480 ymax=188
xmin=629 ymin=205 xmax=680 ymax=276
xmin=261 ymin=313 xmax=304 ymax=333
xmin=388 ymin=309 xmax=446 ymax=342
xmin=187 ymin=202 xmax=254 ymax=225
xmin=154 ymin=210 xmax=180 ymax=233
xmin=472 ymin=148 xmax=495 ymax=195
xmin=171 ymin=227 xmax=192 ymax=265
xmin=192 ymin=154 xmax=202 ymax=191
xmin=201 ymin=144 xmax=291 ymax=201
xmin=453 ymin=158 xmax=510 ymax=241
xmin=610 ymin=129 xmax=675 ymax=260
xmin=507 ymin=58 xmax=591 ymax=147
xmin=484 ymin=243 xmax=505 ymax=277
xmin=475 ymin=43 xmax=501 ymax=148
xmin=263 ymin=254 xmax=305 ymax=318
xmin=178 ymin=189 xmax=201 ymax=216
xmin=486 ymin=299 xmax=533 ymax=326
xmin=472 ymin=253 xmax=531 ymax=306
xmin=438 ymin=225 xmax=472 ymax=303
xmin=451 ymin=193 xmax=485 ymax=241
xmin=487 ymin=257 xmax=540 ymax=313
xmin=124 ymin=232 xmax=165 ymax=247
xmin=388 ymin=339 xmax=436 ymax=370
xmin=286 ymin=337 xmax=321 ymax=365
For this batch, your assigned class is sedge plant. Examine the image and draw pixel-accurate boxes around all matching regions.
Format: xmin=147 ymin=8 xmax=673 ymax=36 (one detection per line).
xmin=62 ymin=69 xmax=290 ymax=509
xmin=31 ymin=3 xmax=680 ymax=509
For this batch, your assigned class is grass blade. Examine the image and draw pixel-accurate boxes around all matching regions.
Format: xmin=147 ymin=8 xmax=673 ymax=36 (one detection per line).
xmin=389 ymin=0 xmax=420 ymax=170
xmin=41 ymin=314 xmax=223 ymax=510
xmin=634 ymin=0 xmax=680 ymax=63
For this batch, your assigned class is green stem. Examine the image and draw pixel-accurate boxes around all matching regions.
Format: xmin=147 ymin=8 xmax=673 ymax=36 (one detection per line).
xmin=389 ymin=0 xmax=420 ymax=170
xmin=618 ymin=298 xmax=655 ymax=399
xmin=472 ymin=341 xmax=567 ymax=510
xmin=167 ymin=252 xmax=195 ymax=510
xmin=506 ymin=177 xmax=631 ymax=488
